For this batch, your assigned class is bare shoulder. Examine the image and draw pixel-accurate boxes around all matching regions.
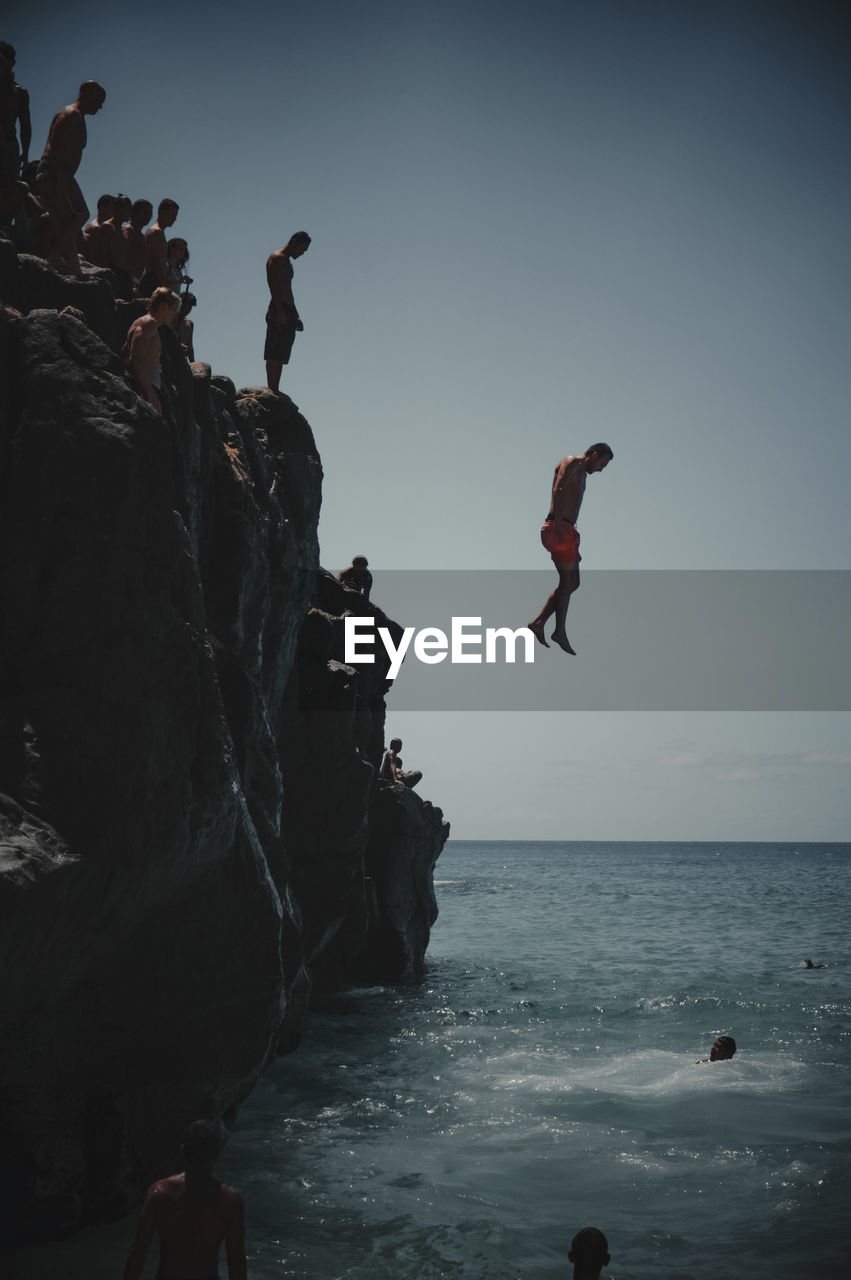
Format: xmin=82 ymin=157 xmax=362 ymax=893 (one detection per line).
xmin=143 ymin=1173 xmax=184 ymax=1213
xmin=130 ymin=313 xmax=155 ymax=335
xmin=553 ymin=454 xmax=579 ymax=479
xmin=54 ymin=104 xmax=81 ymax=133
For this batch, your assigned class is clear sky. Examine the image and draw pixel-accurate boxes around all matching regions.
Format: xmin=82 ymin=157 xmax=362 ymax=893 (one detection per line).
xmin=8 ymin=0 xmax=850 ymax=839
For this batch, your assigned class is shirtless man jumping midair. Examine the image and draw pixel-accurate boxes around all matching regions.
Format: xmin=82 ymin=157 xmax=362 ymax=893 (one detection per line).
xmin=528 ymin=443 xmax=613 ymax=655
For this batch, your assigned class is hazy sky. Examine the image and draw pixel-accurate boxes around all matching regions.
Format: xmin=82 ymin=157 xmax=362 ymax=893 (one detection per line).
xmin=8 ymin=0 xmax=850 ymax=839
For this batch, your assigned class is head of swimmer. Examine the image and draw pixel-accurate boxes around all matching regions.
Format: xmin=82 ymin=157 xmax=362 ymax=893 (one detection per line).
xmin=709 ymin=1035 xmax=736 ymax=1061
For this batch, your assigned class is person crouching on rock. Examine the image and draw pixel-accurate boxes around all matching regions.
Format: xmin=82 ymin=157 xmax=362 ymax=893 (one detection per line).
xmin=124 ymin=1119 xmax=247 ymax=1280
xmin=379 ymin=737 xmax=422 ymax=789
xmin=124 ymin=287 xmax=180 ymax=414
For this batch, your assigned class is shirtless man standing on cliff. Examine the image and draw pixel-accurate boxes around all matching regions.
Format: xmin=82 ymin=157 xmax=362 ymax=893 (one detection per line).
xmin=125 ymin=287 xmax=180 ymax=414
xmin=35 ymin=80 xmax=106 ymax=272
xmin=527 ymin=443 xmax=613 ymax=655
xmin=140 ymin=197 xmax=180 ymax=293
xmin=265 ymin=230 xmax=311 ymax=392
xmin=124 ymin=1120 xmax=247 ymax=1280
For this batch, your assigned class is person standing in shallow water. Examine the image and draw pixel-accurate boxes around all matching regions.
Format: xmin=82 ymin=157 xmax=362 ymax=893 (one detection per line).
xmin=527 ymin=443 xmax=613 ymax=655
xmin=124 ymin=1119 xmax=247 ymax=1280
xmin=265 ymin=230 xmax=311 ymax=392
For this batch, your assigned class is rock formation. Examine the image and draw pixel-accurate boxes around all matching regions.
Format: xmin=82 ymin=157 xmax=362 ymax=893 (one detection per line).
xmin=0 ymin=243 xmax=449 ymax=1243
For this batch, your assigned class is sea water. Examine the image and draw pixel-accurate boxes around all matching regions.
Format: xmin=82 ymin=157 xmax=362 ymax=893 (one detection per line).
xmin=7 ymin=842 xmax=850 ymax=1279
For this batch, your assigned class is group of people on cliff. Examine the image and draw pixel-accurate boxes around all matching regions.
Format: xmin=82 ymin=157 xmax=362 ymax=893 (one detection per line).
xmin=1 ymin=50 xmax=200 ymax=403
xmin=1 ymin=47 xmax=318 ymax=413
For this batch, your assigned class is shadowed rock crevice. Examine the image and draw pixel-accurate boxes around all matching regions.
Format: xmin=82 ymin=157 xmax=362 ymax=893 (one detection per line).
xmin=0 ymin=239 xmax=448 ymax=1243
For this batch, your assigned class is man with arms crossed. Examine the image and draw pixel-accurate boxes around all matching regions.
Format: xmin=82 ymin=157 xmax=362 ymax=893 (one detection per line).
xmin=124 ymin=1119 xmax=246 ymax=1280
xmin=528 ymin=443 xmax=613 ymax=655
xmin=265 ymin=230 xmax=311 ymax=392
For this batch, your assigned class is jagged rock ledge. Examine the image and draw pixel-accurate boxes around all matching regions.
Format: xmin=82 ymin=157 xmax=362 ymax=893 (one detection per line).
xmin=0 ymin=241 xmax=449 ymax=1243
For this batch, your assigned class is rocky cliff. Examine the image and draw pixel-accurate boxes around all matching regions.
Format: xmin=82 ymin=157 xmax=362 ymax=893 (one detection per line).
xmin=0 ymin=242 xmax=449 ymax=1243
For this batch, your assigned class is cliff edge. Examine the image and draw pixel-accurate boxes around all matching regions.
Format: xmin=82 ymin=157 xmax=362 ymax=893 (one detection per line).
xmin=0 ymin=242 xmax=449 ymax=1242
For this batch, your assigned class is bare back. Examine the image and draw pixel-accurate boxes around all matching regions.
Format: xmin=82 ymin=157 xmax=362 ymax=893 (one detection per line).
xmin=550 ymin=455 xmax=587 ymax=524
xmin=126 ymin=1172 xmax=246 ymax=1280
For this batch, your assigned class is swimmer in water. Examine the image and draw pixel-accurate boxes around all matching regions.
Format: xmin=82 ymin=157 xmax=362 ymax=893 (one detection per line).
xmin=803 ymin=957 xmax=826 ymax=969
xmin=698 ymin=1034 xmax=736 ymax=1063
xmin=568 ymin=1226 xmax=612 ymax=1280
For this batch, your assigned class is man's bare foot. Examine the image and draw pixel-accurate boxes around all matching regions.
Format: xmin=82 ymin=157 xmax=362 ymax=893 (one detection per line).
xmin=551 ymin=631 xmax=576 ymax=655
xmin=528 ymin=620 xmax=549 ymax=648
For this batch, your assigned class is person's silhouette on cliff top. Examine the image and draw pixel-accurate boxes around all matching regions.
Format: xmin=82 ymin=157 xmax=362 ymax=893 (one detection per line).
xmin=35 ymin=79 xmax=106 ymax=273
xmin=124 ymin=197 xmax=153 ymax=286
xmin=0 ymin=43 xmax=31 ymax=177
xmin=139 ymin=197 xmax=179 ymax=293
xmin=106 ymin=192 xmax=134 ymax=298
xmin=527 ymin=443 xmax=613 ymax=655
xmin=265 ymin=230 xmax=311 ymax=393
xmin=124 ymin=1119 xmax=247 ymax=1280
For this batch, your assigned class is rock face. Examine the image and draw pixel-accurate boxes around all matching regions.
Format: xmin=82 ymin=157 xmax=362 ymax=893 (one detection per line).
xmin=0 ymin=243 xmax=448 ymax=1242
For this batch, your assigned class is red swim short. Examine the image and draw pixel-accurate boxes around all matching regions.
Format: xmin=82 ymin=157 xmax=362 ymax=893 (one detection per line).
xmin=540 ymin=519 xmax=581 ymax=564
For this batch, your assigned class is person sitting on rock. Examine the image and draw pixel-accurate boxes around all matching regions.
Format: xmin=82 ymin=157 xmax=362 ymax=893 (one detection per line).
xmin=124 ymin=1119 xmax=247 ymax=1280
xmin=176 ymin=290 xmax=196 ymax=361
xmin=124 ymin=286 xmax=180 ymax=415
xmin=81 ymin=191 xmax=115 ymax=266
xmin=568 ymin=1227 xmax=612 ymax=1280
xmin=338 ymin=555 xmax=372 ymax=598
xmin=35 ymin=79 xmax=106 ymax=273
xmin=139 ymin=196 xmax=179 ymax=294
xmin=379 ymin=738 xmax=422 ymax=789
xmin=123 ymin=196 xmax=152 ymax=288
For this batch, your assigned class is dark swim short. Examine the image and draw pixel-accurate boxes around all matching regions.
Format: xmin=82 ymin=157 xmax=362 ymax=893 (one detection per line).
xmin=540 ymin=518 xmax=581 ymax=564
xmin=264 ymin=319 xmax=297 ymax=364
xmin=34 ymin=158 xmax=89 ymax=220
